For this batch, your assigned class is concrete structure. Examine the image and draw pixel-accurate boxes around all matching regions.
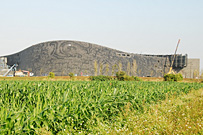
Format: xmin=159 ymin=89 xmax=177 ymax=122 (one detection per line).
xmin=0 ymin=40 xmax=200 ymax=78
xmin=179 ymin=59 xmax=200 ymax=78
xmin=0 ymin=57 xmax=8 ymax=69
xmin=0 ymin=57 xmax=14 ymax=76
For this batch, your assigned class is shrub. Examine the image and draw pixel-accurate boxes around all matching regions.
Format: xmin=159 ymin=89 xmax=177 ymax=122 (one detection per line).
xmin=48 ymin=72 xmax=55 ymax=78
xmin=69 ymin=72 xmax=74 ymax=78
xmin=89 ymin=75 xmax=114 ymax=81
xmin=90 ymin=72 xmax=142 ymax=82
xmin=164 ymin=73 xmax=183 ymax=82
xmin=123 ymin=76 xmax=142 ymax=81
xmin=164 ymin=74 xmax=175 ymax=81
xmin=133 ymin=76 xmax=143 ymax=81
xmin=115 ymin=71 xmax=142 ymax=81
xmin=124 ymin=76 xmax=134 ymax=81
xmin=175 ymin=73 xmax=183 ymax=81
xmin=116 ymin=71 xmax=126 ymax=81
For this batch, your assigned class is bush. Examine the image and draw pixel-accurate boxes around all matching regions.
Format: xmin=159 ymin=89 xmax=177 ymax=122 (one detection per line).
xmin=116 ymin=71 xmax=126 ymax=81
xmin=133 ymin=76 xmax=143 ymax=81
xmin=48 ymin=72 xmax=55 ymax=78
xmin=175 ymin=73 xmax=183 ymax=81
xmin=164 ymin=73 xmax=183 ymax=82
xmin=90 ymin=71 xmax=142 ymax=82
xmin=123 ymin=76 xmax=142 ymax=81
xmin=89 ymin=75 xmax=114 ymax=81
xmin=124 ymin=76 xmax=134 ymax=81
xmin=164 ymin=74 xmax=175 ymax=81
xmin=69 ymin=72 xmax=74 ymax=78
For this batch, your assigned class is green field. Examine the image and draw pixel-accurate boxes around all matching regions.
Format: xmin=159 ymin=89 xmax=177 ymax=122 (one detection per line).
xmin=0 ymin=80 xmax=203 ymax=134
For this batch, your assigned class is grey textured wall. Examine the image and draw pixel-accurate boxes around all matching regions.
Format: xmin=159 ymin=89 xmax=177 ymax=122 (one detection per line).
xmin=179 ymin=59 xmax=200 ymax=78
xmin=5 ymin=40 xmax=185 ymax=77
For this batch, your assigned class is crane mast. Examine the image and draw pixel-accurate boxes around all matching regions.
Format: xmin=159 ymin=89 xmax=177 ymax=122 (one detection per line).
xmin=168 ymin=39 xmax=181 ymax=74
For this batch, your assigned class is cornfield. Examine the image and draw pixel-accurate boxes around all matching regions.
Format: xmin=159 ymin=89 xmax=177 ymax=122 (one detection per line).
xmin=0 ymin=80 xmax=203 ymax=134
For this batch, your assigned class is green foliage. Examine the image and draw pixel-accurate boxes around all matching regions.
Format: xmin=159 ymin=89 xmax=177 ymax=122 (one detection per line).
xmin=164 ymin=73 xmax=183 ymax=82
xmin=133 ymin=76 xmax=143 ymax=81
xmin=164 ymin=74 xmax=175 ymax=81
xmin=48 ymin=72 xmax=55 ymax=78
xmin=69 ymin=72 xmax=74 ymax=78
xmin=175 ymin=73 xmax=183 ymax=81
xmin=1 ymin=81 xmax=202 ymax=134
xmin=123 ymin=76 xmax=142 ymax=81
xmin=108 ymin=89 xmax=203 ymax=134
xmin=90 ymin=74 xmax=142 ymax=82
xmin=94 ymin=61 xmax=98 ymax=76
xmin=89 ymin=75 xmax=114 ymax=81
xmin=116 ymin=71 xmax=142 ymax=81
xmin=116 ymin=71 xmax=126 ymax=81
xmin=105 ymin=64 xmax=109 ymax=76
xmin=123 ymin=76 xmax=135 ymax=81
xmin=99 ymin=63 xmax=103 ymax=75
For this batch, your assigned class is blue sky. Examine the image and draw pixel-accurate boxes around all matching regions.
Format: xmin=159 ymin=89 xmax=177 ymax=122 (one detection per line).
xmin=0 ymin=0 xmax=203 ymax=70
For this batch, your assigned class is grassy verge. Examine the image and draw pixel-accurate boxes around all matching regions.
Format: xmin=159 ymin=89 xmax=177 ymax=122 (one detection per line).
xmin=0 ymin=76 xmax=90 ymax=81
xmin=1 ymin=76 xmax=202 ymax=83
xmin=105 ymin=89 xmax=203 ymax=134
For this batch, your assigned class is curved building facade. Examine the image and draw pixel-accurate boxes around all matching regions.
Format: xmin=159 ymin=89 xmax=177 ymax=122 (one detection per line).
xmin=4 ymin=40 xmax=188 ymax=77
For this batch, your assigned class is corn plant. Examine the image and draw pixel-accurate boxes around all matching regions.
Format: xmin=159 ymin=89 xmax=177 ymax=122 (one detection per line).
xmin=0 ymin=80 xmax=203 ymax=134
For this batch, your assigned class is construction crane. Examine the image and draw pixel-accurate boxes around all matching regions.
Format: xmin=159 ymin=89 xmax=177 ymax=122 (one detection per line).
xmin=168 ymin=39 xmax=181 ymax=74
xmin=3 ymin=64 xmax=18 ymax=77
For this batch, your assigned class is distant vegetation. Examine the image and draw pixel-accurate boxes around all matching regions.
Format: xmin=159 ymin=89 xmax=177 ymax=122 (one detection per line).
xmin=48 ymin=72 xmax=55 ymax=78
xmin=68 ymin=72 xmax=74 ymax=78
xmin=89 ymin=71 xmax=142 ymax=81
xmin=164 ymin=73 xmax=183 ymax=82
xmin=89 ymin=75 xmax=114 ymax=81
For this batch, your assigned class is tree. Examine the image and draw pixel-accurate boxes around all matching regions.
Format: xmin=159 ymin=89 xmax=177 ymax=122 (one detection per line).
xmin=127 ymin=62 xmax=131 ymax=76
xmin=132 ymin=59 xmax=137 ymax=76
xmin=112 ymin=64 xmax=118 ymax=76
xmin=48 ymin=72 xmax=55 ymax=78
xmin=99 ymin=63 xmax=103 ymax=75
xmin=94 ymin=60 xmax=98 ymax=76
xmin=69 ymin=72 xmax=74 ymax=78
xmin=105 ymin=63 xmax=109 ymax=76
xmin=118 ymin=61 xmax=122 ymax=71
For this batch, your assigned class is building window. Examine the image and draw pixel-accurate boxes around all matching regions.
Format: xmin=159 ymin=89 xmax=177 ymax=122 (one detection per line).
xmin=116 ymin=53 xmax=131 ymax=57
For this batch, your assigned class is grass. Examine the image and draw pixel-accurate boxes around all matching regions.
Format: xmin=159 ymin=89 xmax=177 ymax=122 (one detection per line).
xmin=42 ymin=87 xmax=203 ymax=134
xmin=104 ymin=88 xmax=203 ymax=134
xmin=0 ymin=76 xmax=90 ymax=81
xmin=0 ymin=76 xmax=202 ymax=83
